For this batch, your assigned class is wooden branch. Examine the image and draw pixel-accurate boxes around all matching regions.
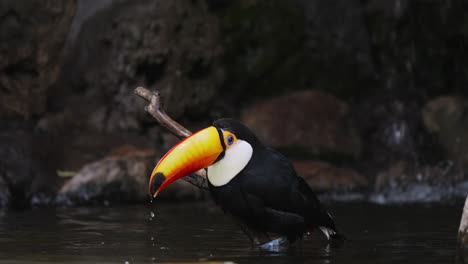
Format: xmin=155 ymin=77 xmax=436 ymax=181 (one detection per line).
xmin=134 ymin=86 xmax=208 ymax=190
xmin=135 ymin=87 xmax=192 ymax=139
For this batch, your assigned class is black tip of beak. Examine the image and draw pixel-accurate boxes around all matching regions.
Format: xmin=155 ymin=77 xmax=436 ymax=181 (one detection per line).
xmin=150 ymin=172 xmax=166 ymax=197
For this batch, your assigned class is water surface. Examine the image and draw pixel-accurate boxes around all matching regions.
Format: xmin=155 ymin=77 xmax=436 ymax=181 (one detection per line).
xmin=0 ymin=202 xmax=461 ymax=263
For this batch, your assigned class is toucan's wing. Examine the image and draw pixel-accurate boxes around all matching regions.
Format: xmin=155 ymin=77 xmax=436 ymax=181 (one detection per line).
xmin=239 ymin=187 xmax=306 ymax=241
xmin=241 ymin=147 xmax=315 ymax=212
xmin=241 ymin=147 xmax=339 ymax=238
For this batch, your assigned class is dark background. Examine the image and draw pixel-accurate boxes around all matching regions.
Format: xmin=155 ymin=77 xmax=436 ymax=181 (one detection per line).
xmin=1 ymin=0 xmax=468 ymax=209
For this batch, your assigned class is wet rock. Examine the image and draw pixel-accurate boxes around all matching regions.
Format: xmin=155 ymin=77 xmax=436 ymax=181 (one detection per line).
xmin=371 ymin=160 xmax=464 ymax=203
xmin=375 ymin=161 xmax=416 ymax=192
xmin=242 ymin=90 xmax=361 ymax=160
xmin=374 ymin=160 xmax=458 ymax=191
xmin=459 ymin=196 xmax=468 ymax=261
xmin=298 ymin=0 xmax=374 ymax=97
xmin=423 ymin=96 xmax=468 ymax=172
xmin=51 ymin=0 xmax=224 ymax=133
xmin=0 ymin=176 xmax=10 ymax=209
xmin=292 ymin=160 xmax=368 ymax=192
xmin=57 ymin=145 xmax=204 ymax=205
xmin=356 ymin=96 xmax=445 ymax=176
xmin=221 ymin=0 xmax=306 ymax=98
xmin=57 ymin=145 xmax=155 ymax=205
xmin=0 ymin=123 xmax=58 ymax=209
xmin=358 ymin=0 xmax=468 ymax=98
xmin=0 ymin=1 xmax=76 ymax=118
xmin=221 ymin=0 xmax=468 ymax=103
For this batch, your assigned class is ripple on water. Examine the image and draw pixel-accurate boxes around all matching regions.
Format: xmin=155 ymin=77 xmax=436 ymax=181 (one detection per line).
xmin=0 ymin=202 xmax=461 ymax=264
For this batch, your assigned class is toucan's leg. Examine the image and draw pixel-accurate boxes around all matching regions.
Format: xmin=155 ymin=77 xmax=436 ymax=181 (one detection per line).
xmin=233 ymin=216 xmax=271 ymax=245
xmin=232 ymin=214 xmax=289 ymax=251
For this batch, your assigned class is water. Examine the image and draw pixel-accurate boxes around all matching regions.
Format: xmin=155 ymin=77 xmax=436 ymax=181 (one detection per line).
xmin=0 ymin=202 xmax=462 ymax=264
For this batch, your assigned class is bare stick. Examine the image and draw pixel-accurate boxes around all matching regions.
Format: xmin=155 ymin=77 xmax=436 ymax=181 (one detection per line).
xmin=134 ymin=86 xmax=208 ymax=190
xmin=135 ymin=87 xmax=192 ymax=139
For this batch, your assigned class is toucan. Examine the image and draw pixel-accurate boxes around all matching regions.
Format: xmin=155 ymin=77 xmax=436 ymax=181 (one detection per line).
xmin=148 ymin=118 xmax=343 ymax=244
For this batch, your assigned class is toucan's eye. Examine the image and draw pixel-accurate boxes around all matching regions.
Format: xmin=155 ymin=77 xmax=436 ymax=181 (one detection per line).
xmin=221 ymin=130 xmax=237 ymax=147
xmin=227 ymin=135 xmax=234 ymax=145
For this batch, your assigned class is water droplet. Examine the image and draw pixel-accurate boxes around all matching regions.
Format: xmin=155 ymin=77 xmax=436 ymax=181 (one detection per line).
xmin=150 ymin=236 xmax=154 ymax=241
xmin=149 ymin=211 xmax=155 ymax=221
xmin=124 ymin=261 xmax=130 ymax=264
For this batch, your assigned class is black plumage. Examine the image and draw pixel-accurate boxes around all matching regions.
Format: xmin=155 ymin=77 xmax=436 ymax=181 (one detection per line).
xmin=209 ymin=118 xmax=342 ymax=243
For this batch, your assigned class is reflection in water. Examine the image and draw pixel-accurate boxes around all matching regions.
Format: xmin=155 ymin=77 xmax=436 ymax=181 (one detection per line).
xmin=0 ymin=202 xmax=461 ymax=264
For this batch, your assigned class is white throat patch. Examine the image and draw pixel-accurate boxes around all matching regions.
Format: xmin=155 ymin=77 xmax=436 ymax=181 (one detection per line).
xmin=207 ymin=139 xmax=253 ymax=187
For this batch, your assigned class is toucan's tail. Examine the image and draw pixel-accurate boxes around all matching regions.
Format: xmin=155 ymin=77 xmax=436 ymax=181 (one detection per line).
xmin=295 ymin=177 xmax=346 ymax=242
xmin=318 ymin=210 xmax=346 ymax=241
xmin=318 ymin=225 xmax=346 ymax=241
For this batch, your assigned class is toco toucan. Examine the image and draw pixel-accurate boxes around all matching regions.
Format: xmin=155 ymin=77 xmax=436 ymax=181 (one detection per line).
xmin=148 ymin=118 xmax=343 ymax=244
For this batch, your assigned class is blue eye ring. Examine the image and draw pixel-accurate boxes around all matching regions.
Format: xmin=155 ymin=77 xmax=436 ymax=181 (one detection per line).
xmin=227 ymin=135 xmax=234 ymax=146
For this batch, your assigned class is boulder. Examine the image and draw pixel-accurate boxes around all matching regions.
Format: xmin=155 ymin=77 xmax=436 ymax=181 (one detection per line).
xmin=371 ymin=160 xmax=464 ymax=203
xmin=50 ymin=0 xmax=224 ymax=133
xmin=422 ymin=96 xmax=468 ymax=173
xmin=57 ymin=145 xmax=154 ymax=205
xmin=242 ymin=90 xmax=361 ymax=160
xmin=0 ymin=176 xmax=10 ymax=209
xmin=358 ymin=98 xmax=447 ymax=174
xmin=385 ymin=160 xmax=459 ymax=188
xmin=298 ymin=0 xmax=374 ymax=97
xmin=459 ymin=196 xmax=468 ymax=261
xmin=292 ymin=160 xmax=368 ymax=192
xmin=57 ymin=145 xmax=204 ymax=205
xmin=221 ymin=0 xmax=306 ymax=98
xmin=0 ymin=124 xmax=58 ymax=209
xmin=0 ymin=1 xmax=76 ymax=118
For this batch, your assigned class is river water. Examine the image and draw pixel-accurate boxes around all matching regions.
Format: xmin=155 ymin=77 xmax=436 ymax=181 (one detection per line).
xmin=0 ymin=202 xmax=462 ymax=264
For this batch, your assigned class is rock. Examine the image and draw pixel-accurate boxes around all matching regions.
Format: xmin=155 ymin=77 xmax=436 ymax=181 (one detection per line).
xmin=357 ymin=99 xmax=440 ymax=170
xmin=459 ymin=196 xmax=468 ymax=261
xmin=57 ymin=145 xmax=204 ymax=205
xmin=221 ymin=0 xmax=306 ymax=98
xmin=459 ymin=196 xmax=468 ymax=245
xmin=51 ymin=0 xmax=224 ymax=133
xmin=57 ymin=145 xmax=154 ymax=205
xmin=0 ymin=1 xmax=76 ymax=118
xmin=242 ymin=90 xmax=361 ymax=160
xmin=292 ymin=160 xmax=368 ymax=192
xmin=371 ymin=160 xmax=464 ymax=203
xmin=0 ymin=176 xmax=10 ymax=209
xmin=374 ymin=160 xmax=457 ymax=191
xmin=298 ymin=0 xmax=374 ymax=97
xmin=358 ymin=0 xmax=468 ymax=98
xmin=0 ymin=123 xmax=58 ymax=209
xmin=374 ymin=161 xmax=414 ymax=192
xmin=422 ymin=96 xmax=468 ymax=172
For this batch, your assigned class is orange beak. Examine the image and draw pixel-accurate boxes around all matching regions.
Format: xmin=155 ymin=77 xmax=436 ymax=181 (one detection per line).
xmin=148 ymin=126 xmax=224 ymax=198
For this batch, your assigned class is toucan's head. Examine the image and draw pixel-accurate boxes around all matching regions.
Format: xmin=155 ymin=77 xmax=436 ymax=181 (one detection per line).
xmin=148 ymin=118 xmax=260 ymax=198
